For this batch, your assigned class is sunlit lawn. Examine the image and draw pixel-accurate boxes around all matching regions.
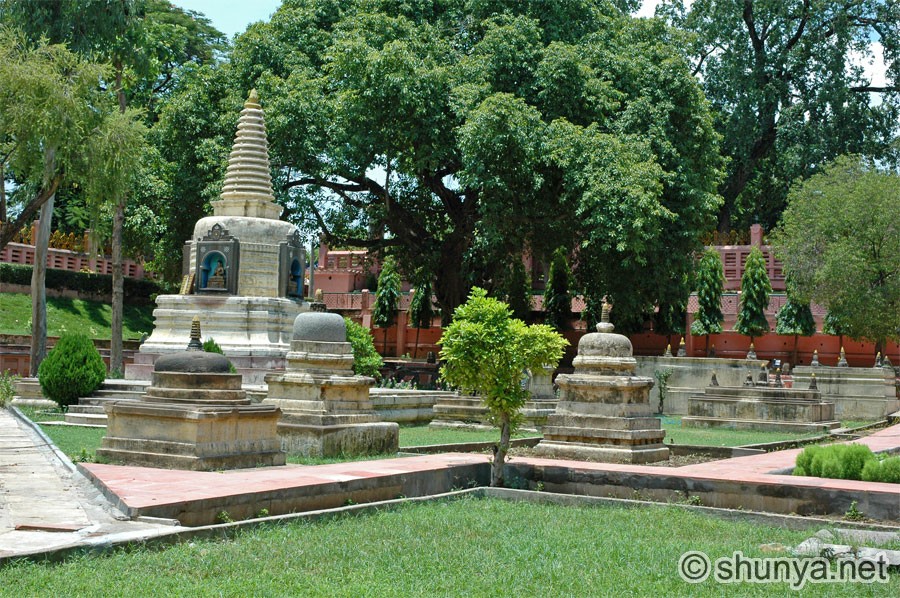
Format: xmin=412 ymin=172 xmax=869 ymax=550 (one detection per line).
xmin=0 ymin=292 xmax=154 ymax=340
xmin=1 ymin=496 xmax=895 ymax=596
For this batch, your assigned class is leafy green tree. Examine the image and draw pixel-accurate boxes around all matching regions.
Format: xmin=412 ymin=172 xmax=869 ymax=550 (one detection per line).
xmin=734 ymin=247 xmax=772 ymax=345
xmin=775 ymin=296 xmax=816 ymax=366
xmin=544 ymin=247 xmax=573 ymax=331
xmin=408 ymin=280 xmax=434 ymax=359
xmin=344 ymin=317 xmax=383 ymax=379
xmin=690 ymin=248 xmax=724 ymax=355
xmin=658 ymin=0 xmax=900 ymax=232
xmin=438 ymin=288 xmax=567 ymax=487
xmin=773 ymin=156 xmax=900 ymax=353
xmin=496 ymin=259 xmax=532 ymax=321
xmin=372 ymin=256 xmax=401 ymax=355
xmin=160 ymin=0 xmax=721 ymax=324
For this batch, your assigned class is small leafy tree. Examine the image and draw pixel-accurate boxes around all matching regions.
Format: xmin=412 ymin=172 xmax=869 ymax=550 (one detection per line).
xmin=775 ymin=297 xmax=816 ymax=366
xmin=439 ymin=288 xmax=567 ymax=487
xmin=372 ymin=256 xmax=401 ymax=355
xmin=690 ymin=248 xmax=724 ymax=355
xmin=735 ymin=247 xmax=772 ymax=346
xmin=823 ymin=310 xmax=850 ymax=354
xmin=37 ymin=333 xmax=106 ymax=408
xmin=408 ymin=280 xmax=434 ymax=359
xmin=344 ymin=317 xmax=383 ymax=379
xmin=544 ymin=247 xmax=572 ymax=331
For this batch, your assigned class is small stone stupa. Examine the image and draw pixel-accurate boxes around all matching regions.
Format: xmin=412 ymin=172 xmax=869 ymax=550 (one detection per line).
xmin=263 ymin=306 xmax=399 ymax=457
xmin=534 ymin=303 xmax=669 ymax=463
xmin=98 ymin=317 xmax=285 ymax=470
xmin=130 ymin=90 xmax=306 ymax=384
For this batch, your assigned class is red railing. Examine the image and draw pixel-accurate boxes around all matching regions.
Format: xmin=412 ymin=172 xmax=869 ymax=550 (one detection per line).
xmin=0 ymin=242 xmax=146 ymax=279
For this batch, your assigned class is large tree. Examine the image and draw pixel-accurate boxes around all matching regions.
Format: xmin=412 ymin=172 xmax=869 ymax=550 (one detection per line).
xmin=156 ymin=0 xmax=721 ymax=323
xmin=772 ymin=155 xmax=900 ymax=353
xmin=659 ymin=0 xmax=900 ymax=232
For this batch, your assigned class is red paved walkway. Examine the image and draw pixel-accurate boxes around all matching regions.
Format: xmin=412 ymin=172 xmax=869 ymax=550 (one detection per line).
xmin=82 ymin=424 xmax=900 ymax=524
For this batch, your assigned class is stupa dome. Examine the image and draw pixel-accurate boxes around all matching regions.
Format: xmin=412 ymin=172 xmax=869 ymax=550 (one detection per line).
xmin=154 ymin=351 xmax=232 ymax=373
xmin=293 ymin=311 xmax=347 ymax=343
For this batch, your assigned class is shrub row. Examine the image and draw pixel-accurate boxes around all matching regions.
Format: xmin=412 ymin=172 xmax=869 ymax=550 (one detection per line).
xmin=794 ymin=443 xmax=900 ymax=483
xmin=0 ymin=263 xmax=167 ymax=304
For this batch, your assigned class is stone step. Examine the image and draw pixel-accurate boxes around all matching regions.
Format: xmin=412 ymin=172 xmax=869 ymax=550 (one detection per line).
xmin=63 ymin=412 xmax=109 ymax=426
xmin=67 ymin=404 xmax=107 ymax=415
xmin=91 ymin=389 xmax=146 ymax=401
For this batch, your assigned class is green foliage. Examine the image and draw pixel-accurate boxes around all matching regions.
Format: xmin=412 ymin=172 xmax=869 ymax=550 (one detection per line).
xmin=654 ymin=369 xmax=673 ymax=415
xmin=372 ymin=257 xmax=401 ymax=329
xmin=862 ymin=457 xmax=900 ymax=484
xmin=0 ymin=370 xmax=17 ymax=407
xmin=794 ymin=443 xmax=876 ymax=481
xmin=690 ymin=249 xmax=724 ymax=337
xmin=0 ymin=263 xmax=164 ymax=304
xmin=408 ymin=280 xmax=434 ymax=331
xmin=734 ymin=247 xmax=771 ymax=340
xmin=662 ymin=1 xmax=900 ymax=232
xmin=37 ymin=333 xmax=106 ymax=408
xmin=775 ymin=298 xmax=816 ymax=337
xmin=544 ymin=247 xmax=572 ymax=331
xmin=344 ymin=318 xmax=383 ymax=379
xmin=774 ymin=156 xmax=900 ymax=347
xmin=439 ymin=288 xmax=566 ymax=485
xmin=202 ymin=338 xmax=223 ymax=354
xmin=496 ymin=259 xmax=532 ymax=321
xmin=822 ymin=311 xmax=849 ymax=337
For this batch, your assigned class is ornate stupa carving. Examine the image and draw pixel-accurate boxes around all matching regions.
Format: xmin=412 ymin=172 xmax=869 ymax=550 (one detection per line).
xmin=534 ymin=303 xmax=669 ymax=463
xmin=129 ymin=91 xmax=307 ymax=384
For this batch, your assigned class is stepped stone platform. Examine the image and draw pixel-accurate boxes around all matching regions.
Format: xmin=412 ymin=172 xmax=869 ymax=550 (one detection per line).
xmin=792 ymin=365 xmax=898 ymax=419
xmin=64 ymin=380 xmax=149 ymax=426
xmin=369 ymin=389 xmax=456 ymax=423
xmin=683 ymin=383 xmax=841 ymax=433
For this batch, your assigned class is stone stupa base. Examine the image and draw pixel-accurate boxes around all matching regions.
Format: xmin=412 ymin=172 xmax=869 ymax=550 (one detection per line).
xmin=534 ymin=414 xmax=669 ymax=463
xmin=276 ymin=413 xmax=399 ymax=458
xmin=532 ymin=440 xmax=670 ymax=464
xmin=97 ymin=402 xmax=286 ymax=470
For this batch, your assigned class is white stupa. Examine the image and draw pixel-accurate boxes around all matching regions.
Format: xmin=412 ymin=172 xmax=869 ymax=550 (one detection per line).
xmin=128 ymin=90 xmax=307 ymax=384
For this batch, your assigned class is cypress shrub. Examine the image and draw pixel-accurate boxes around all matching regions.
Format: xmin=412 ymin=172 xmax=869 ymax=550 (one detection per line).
xmin=734 ymin=247 xmax=772 ymax=341
xmin=37 ymin=333 xmax=106 ymax=408
xmin=861 ymin=457 xmax=900 ymax=484
xmin=794 ymin=443 xmax=876 ymax=480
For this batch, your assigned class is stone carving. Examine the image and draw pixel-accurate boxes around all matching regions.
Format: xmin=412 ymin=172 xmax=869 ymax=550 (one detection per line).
xmin=811 ymin=349 xmax=820 ymax=366
xmin=837 ymin=346 xmax=848 ymax=367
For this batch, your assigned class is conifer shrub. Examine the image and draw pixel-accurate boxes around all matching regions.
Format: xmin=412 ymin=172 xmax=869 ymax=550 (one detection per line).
xmin=344 ymin=318 xmax=383 ymax=379
xmin=861 ymin=456 xmax=900 ymax=484
xmin=37 ymin=333 xmax=106 ymax=408
xmin=793 ymin=443 xmax=876 ymax=481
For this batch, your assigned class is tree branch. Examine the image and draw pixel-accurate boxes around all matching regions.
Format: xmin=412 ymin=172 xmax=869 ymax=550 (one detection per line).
xmin=0 ymin=174 xmax=62 ymax=251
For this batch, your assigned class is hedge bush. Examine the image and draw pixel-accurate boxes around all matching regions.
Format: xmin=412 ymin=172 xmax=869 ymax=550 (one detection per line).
xmin=37 ymin=333 xmax=107 ymax=408
xmin=0 ymin=263 xmax=166 ymax=304
xmin=794 ymin=443 xmax=877 ymax=481
xmin=344 ymin=318 xmax=383 ymax=379
xmin=861 ymin=456 xmax=900 ymax=484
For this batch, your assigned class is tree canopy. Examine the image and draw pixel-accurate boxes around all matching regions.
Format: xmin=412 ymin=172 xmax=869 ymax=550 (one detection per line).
xmin=153 ymin=0 xmax=722 ymax=322
xmin=659 ymin=0 xmax=900 ymax=232
xmin=690 ymin=247 xmax=724 ymax=351
xmin=773 ymin=155 xmax=899 ymax=349
xmin=734 ymin=246 xmax=771 ymax=341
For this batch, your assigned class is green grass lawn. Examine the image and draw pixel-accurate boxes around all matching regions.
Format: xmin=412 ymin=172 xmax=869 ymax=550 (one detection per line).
xmin=0 ymin=292 xmax=154 ymax=340
xmin=1 ymin=496 xmax=895 ymax=596
xmin=659 ymin=416 xmax=848 ymax=447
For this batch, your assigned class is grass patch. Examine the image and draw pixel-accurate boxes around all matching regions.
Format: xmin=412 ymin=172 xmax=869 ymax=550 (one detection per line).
xmin=0 ymin=292 xmax=154 ymax=340
xmin=660 ymin=416 xmax=832 ymax=447
xmin=39 ymin=425 xmax=107 ymax=462
xmin=1 ymin=496 xmax=895 ymax=595
xmin=399 ymin=425 xmax=537 ymax=448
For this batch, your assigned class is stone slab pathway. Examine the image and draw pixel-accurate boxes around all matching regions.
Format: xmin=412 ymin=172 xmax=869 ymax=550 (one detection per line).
xmin=0 ymin=408 xmax=177 ymax=559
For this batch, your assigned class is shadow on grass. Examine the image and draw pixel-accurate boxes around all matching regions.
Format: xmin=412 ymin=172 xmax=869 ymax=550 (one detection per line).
xmin=82 ymin=300 xmax=110 ymax=328
xmin=49 ymin=296 xmax=80 ymax=316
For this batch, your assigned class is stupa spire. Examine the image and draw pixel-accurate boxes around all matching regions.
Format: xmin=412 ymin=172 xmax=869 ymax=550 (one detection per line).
xmin=212 ymin=89 xmax=282 ymax=219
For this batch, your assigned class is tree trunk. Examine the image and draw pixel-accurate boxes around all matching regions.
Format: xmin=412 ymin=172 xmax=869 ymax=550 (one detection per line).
xmin=30 ymin=195 xmax=54 ymax=376
xmin=0 ymin=161 xmax=6 ymax=223
xmin=110 ymin=198 xmax=125 ymax=375
xmin=490 ymin=411 xmax=512 ymax=487
xmin=382 ymin=328 xmax=388 ymax=357
xmin=413 ymin=326 xmax=421 ymax=359
xmin=793 ymin=334 xmax=799 ymax=367
xmin=434 ymin=232 xmax=469 ymax=326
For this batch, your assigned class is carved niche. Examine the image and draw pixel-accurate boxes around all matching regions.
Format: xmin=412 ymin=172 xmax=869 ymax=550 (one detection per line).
xmin=195 ymin=223 xmax=240 ymax=295
xmin=278 ymin=228 xmax=306 ymax=299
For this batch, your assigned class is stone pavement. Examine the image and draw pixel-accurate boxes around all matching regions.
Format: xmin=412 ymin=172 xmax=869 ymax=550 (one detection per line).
xmin=0 ymin=408 xmax=182 ymax=560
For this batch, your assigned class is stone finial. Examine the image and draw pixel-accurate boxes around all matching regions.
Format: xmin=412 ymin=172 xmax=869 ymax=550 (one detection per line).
xmin=809 ymin=372 xmax=818 ymax=391
xmin=212 ymin=89 xmax=281 ymax=219
xmin=188 ymin=316 xmax=203 ymax=351
xmin=874 ymin=352 xmax=882 ymax=368
xmin=883 ymin=355 xmax=893 ymax=368
xmin=663 ymin=344 xmax=672 ymax=357
xmin=746 ymin=342 xmax=757 ymax=360
xmin=774 ymin=367 xmax=783 ymax=388
xmin=837 ymin=346 xmax=848 ymax=367
xmin=246 ymin=88 xmax=260 ymax=108
xmin=744 ymin=372 xmax=755 ymax=387
xmin=677 ymin=338 xmax=686 ymax=357
xmin=811 ymin=349 xmax=820 ymax=366
xmin=758 ymin=365 xmax=768 ymax=386
xmin=596 ymin=300 xmax=614 ymax=333
xmin=708 ymin=344 xmax=716 ymax=358
xmin=710 ymin=372 xmax=719 ymax=387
